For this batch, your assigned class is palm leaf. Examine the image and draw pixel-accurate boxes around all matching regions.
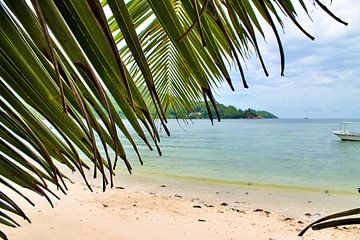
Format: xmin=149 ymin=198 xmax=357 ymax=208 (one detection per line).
xmin=0 ymin=0 xmax=348 ymax=239
xmin=299 ymin=208 xmax=360 ymax=236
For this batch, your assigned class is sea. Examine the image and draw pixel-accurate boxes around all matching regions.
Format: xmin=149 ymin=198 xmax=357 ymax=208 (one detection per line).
xmin=110 ymin=119 xmax=360 ymax=194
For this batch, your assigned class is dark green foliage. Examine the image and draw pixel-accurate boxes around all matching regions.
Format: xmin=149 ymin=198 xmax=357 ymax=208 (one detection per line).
xmin=0 ymin=0 xmax=349 ymax=239
xmin=168 ymin=102 xmax=277 ymax=119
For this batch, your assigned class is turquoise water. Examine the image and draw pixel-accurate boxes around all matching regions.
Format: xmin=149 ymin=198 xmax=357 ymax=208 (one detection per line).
xmin=117 ymin=119 xmax=360 ymax=193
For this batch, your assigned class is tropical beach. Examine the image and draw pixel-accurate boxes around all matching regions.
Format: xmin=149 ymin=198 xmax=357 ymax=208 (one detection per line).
xmin=5 ymin=119 xmax=360 ymax=239
xmin=4 ymin=171 xmax=360 ymax=240
xmin=1 ymin=0 xmax=360 ymax=239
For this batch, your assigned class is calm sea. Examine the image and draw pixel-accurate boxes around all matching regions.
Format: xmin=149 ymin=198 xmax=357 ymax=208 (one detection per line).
xmin=114 ymin=119 xmax=360 ymax=193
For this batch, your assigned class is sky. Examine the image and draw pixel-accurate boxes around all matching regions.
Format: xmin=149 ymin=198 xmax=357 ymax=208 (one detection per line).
xmin=216 ymin=0 xmax=360 ymax=119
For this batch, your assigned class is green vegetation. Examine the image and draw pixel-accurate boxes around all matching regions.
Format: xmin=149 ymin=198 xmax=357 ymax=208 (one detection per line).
xmin=0 ymin=0 xmax=348 ymax=238
xmin=168 ymin=102 xmax=277 ymax=119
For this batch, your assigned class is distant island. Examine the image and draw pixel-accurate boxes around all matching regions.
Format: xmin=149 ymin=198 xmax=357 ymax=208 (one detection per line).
xmin=168 ymin=102 xmax=277 ymax=119
xmin=105 ymin=100 xmax=277 ymax=120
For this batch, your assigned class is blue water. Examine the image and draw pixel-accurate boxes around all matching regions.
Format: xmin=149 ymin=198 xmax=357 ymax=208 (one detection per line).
xmin=116 ymin=119 xmax=360 ymax=193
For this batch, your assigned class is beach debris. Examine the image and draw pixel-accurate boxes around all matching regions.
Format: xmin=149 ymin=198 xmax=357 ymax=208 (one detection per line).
xmin=253 ymin=209 xmax=263 ymax=212
xmin=307 ymin=200 xmax=312 ymax=203
xmin=174 ymin=194 xmax=182 ymax=198
xmin=304 ymin=213 xmax=312 ymax=217
xmin=215 ymin=192 xmax=220 ymax=194
xmin=115 ymin=186 xmax=125 ymax=190
xmin=247 ymin=182 xmax=252 ymax=186
xmin=103 ymin=204 xmax=109 ymax=208
xmin=231 ymin=208 xmax=245 ymax=214
xmin=283 ymin=217 xmax=293 ymax=221
xmin=245 ymin=192 xmax=249 ymax=195
xmin=324 ymin=189 xmax=330 ymax=194
xmin=297 ymin=221 xmax=304 ymax=224
xmin=133 ymin=204 xmax=137 ymax=207
xmin=193 ymin=205 xmax=202 ymax=208
xmin=160 ymin=185 xmax=167 ymax=187
xmin=198 ymin=219 xmax=207 ymax=222
xmin=264 ymin=211 xmax=271 ymax=215
xmin=205 ymin=204 xmax=214 ymax=208
xmin=220 ymin=202 xmax=228 ymax=207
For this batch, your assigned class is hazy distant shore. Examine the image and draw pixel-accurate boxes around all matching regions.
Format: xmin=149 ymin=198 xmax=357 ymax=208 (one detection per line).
xmin=5 ymin=171 xmax=360 ymax=240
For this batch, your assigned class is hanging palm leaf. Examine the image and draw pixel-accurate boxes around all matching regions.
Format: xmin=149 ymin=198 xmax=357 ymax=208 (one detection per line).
xmin=299 ymin=208 xmax=360 ymax=236
xmin=0 ymin=0 xmax=348 ymax=239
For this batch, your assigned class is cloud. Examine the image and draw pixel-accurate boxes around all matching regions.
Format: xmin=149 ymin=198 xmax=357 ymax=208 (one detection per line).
xmin=218 ymin=0 xmax=360 ymax=118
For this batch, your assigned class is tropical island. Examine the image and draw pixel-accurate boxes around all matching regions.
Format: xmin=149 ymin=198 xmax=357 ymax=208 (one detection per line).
xmin=1 ymin=1 xmax=356 ymax=240
xmin=167 ymin=102 xmax=277 ymax=119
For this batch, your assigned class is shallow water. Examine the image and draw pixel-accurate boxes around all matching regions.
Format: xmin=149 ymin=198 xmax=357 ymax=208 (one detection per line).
xmin=113 ymin=119 xmax=360 ymax=193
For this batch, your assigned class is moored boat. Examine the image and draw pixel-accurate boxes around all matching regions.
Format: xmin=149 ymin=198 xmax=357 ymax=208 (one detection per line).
xmin=332 ymin=122 xmax=360 ymax=141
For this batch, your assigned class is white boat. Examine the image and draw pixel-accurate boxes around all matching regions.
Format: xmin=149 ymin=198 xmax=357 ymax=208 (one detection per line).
xmin=332 ymin=122 xmax=360 ymax=141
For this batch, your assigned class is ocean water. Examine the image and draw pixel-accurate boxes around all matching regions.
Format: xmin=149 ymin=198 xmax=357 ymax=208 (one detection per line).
xmin=116 ymin=119 xmax=360 ymax=193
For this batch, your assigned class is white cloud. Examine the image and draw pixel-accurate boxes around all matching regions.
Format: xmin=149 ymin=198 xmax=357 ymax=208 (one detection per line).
xmin=218 ymin=0 xmax=360 ymax=118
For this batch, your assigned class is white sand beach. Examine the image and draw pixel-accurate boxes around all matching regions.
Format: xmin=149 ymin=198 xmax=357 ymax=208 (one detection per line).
xmin=4 ymin=172 xmax=360 ymax=240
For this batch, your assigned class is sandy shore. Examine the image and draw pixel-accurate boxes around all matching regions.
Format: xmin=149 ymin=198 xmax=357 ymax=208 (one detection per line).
xmin=4 ymin=172 xmax=360 ymax=240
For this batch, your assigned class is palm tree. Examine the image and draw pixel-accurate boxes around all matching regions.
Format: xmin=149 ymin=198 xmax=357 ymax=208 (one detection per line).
xmin=0 ymin=0 xmax=349 ymax=239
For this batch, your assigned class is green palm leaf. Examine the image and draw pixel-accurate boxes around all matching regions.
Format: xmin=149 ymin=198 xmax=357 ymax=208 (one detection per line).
xmin=299 ymin=208 xmax=360 ymax=236
xmin=0 ymin=0 xmax=348 ymax=239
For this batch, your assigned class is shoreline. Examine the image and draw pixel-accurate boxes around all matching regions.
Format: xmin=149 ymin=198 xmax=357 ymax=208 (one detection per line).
xmin=132 ymin=169 xmax=359 ymax=196
xmin=5 ymin=170 xmax=360 ymax=240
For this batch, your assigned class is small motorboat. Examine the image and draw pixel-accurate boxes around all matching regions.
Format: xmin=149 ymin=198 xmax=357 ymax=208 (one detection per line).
xmin=332 ymin=122 xmax=360 ymax=141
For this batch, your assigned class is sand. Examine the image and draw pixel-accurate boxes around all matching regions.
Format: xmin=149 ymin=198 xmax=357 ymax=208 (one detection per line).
xmin=3 ymin=172 xmax=360 ymax=240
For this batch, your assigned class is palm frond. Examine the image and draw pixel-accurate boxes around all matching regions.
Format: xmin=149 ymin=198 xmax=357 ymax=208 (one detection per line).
xmin=0 ymin=0 xmax=348 ymax=239
xmin=299 ymin=208 xmax=360 ymax=236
